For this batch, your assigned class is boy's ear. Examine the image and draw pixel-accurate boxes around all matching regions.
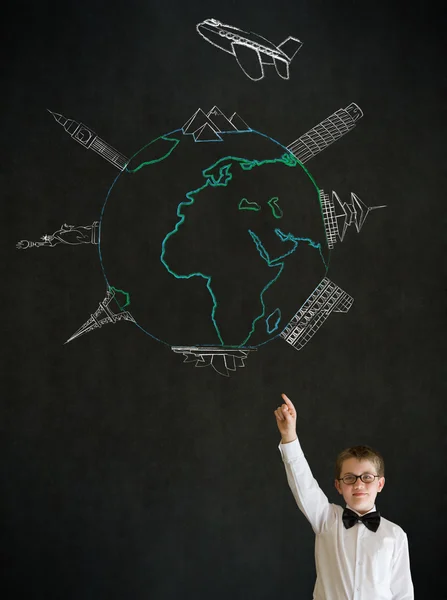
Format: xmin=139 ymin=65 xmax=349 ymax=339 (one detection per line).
xmin=377 ymin=476 xmax=385 ymax=493
xmin=334 ymin=479 xmax=343 ymax=495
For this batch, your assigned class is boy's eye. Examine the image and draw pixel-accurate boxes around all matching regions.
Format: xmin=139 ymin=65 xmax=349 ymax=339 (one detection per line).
xmin=268 ymin=197 xmax=283 ymax=218
xmin=239 ymin=198 xmax=261 ymax=212
xmin=341 ymin=473 xmax=377 ymax=484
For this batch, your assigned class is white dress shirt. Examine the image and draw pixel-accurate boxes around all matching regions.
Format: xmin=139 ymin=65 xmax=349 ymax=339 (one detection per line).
xmin=279 ymin=438 xmax=414 ymax=600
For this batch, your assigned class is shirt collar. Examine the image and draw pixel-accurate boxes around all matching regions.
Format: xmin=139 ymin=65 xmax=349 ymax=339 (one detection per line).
xmin=346 ymin=504 xmax=377 ymax=517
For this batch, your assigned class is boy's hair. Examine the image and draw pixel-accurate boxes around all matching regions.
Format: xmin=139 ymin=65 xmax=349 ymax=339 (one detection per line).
xmin=335 ymin=445 xmax=385 ymax=479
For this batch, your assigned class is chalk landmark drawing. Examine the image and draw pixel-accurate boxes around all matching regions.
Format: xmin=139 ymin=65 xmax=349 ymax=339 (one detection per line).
xmin=320 ymin=191 xmax=386 ymax=250
xmin=18 ymin=104 xmax=384 ymax=376
xmin=47 ymin=110 xmax=129 ymax=170
xmin=65 ymin=287 xmax=135 ymax=344
xmin=196 ymin=19 xmax=302 ymax=81
xmin=280 ymin=278 xmax=353 ymax=351
xmin=17 ymin=221 xmax=100 ymax=249
xmin=171 ymin=347 xmax=254 ymax=377
xmin=287 ymin=103 xmax=363 ymax=163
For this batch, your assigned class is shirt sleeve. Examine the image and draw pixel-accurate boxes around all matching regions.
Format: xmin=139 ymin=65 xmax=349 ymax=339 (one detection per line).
xmin=390 ymin=531 xmax=414 ymax=599
xmin=279 ymin=438 xmax=335 ymax=534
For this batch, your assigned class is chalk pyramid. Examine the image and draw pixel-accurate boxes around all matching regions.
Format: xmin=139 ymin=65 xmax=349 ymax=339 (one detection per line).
xmin=229 ymin=112 xmax=251 ymax=131
xmin=182 ymin=108 xmax=219 ymax=135
xmin=193 ymin=123 xmax=223 ymax=142
xmin=206 ymin=106 xmax=238 ymax=132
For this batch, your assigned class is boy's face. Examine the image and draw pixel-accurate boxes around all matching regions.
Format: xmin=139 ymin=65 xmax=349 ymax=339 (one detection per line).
xmin=334 ymin=458 xmax=385 ymax=515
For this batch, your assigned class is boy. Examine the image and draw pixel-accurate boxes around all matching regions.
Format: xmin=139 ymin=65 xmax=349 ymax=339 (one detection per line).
xmin=274 ymin=393 xmax=413 ymax=600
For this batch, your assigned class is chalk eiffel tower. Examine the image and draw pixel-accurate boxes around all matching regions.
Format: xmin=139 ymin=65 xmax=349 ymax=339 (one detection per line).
xmin=65 ymin=287 xmax=135 ymax=344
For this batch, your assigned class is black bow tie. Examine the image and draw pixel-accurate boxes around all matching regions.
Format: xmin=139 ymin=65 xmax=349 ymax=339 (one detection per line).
xmin=342 ymin=508 xmax=381 ymax=533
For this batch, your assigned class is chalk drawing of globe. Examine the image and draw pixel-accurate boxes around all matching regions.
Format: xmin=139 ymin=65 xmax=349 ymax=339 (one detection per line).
xmin=99 ymin=121 xmax=329 ymax=348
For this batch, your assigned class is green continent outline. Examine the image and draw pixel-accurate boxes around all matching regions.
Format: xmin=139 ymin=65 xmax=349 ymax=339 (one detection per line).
xmin=160 ymin=152 xmax=323 ymax=347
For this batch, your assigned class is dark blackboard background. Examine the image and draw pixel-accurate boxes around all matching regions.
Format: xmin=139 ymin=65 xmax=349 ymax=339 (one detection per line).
xmin=2 ymin=0 xmax=446 ymax=598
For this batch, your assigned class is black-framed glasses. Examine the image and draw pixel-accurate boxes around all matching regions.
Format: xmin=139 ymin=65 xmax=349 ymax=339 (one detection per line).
xmin=338 ymin=474 xmax=380 ymax=485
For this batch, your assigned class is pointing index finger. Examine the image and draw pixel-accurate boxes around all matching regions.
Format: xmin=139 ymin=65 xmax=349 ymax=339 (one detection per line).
xmin=281 ymin=393 xmax=295 ymax=411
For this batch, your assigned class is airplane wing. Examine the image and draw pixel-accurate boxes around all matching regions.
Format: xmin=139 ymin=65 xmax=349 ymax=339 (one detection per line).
xmin=232 ymin=42 xmax=264 ymax=81
xmin=274 ymin=58 xmax=290 ymax=80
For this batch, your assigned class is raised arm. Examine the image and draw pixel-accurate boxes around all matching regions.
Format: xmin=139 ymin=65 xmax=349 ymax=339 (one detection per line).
xmin=274 ymin=393 xmax=335 ymax=534
xmin=274 ymin=393 xmax=298 ymax=445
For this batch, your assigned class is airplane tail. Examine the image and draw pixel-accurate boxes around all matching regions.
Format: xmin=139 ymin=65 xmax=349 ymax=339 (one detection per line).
xmin=278 ymin=36 xmax=303 ymax=61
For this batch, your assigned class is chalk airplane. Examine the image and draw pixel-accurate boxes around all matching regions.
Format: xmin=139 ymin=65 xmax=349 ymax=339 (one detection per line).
xmin=196 ymin=18 xmax=302 ymax=81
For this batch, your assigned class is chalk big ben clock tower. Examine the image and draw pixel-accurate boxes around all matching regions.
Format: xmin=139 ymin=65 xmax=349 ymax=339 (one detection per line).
xmin=48 ymin=109 xmax=129 ymax=171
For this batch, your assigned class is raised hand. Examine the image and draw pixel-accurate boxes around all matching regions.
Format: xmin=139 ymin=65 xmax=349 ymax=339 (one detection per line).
xmin=274 ymin=393 xmax=297 ymax=444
